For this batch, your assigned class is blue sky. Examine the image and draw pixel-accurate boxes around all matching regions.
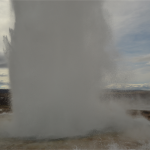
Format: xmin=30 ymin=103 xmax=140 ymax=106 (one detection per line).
xmin=0 ymin=0 xmax=150 ymax=89
xmin=104 ymin=0 xmax=150 ymax=85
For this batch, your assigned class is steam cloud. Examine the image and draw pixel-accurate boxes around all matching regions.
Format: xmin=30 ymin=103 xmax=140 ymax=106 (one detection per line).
xmin=2 ymin=0 xmax=143 ymax=138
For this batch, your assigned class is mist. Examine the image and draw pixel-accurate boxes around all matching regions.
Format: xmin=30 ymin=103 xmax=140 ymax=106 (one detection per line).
xmin=2 ymin=0 xmax=148 ymax=139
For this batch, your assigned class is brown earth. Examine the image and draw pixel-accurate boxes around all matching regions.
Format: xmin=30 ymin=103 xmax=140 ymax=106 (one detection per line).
xmin=0 ymin=132 xmax=148 ymax=150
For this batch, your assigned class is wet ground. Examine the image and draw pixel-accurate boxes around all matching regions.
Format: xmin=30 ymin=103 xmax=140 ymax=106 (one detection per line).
xmin=0 ymin=112 xmax=149 ymax=150
xmin=0 ymin=129 xmax=149 ymax=149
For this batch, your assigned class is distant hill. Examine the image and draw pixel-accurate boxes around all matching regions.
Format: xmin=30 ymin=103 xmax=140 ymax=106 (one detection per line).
xmin=0 ymin=89 xmax=10 ymax=106
xmin=0 ymin=89 xmax=9 ymax=93
xmin=102 ymin=90 xmax=150 ymax=106
xmin=107 ymin=83 xmax=150 ymax=91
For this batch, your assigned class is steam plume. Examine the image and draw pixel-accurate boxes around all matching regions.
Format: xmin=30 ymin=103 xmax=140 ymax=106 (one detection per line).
xmin=7 ymin=1 xmax=131 ymax=138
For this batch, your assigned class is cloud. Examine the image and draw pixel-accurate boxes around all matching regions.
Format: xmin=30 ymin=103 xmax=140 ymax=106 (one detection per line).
xmin=146 ymin=62 xmax=150 ymax=65
xmin=0 ymin=73 xmax=8 ymax=77
xmin=104 ymin=1 xmax=150 ymax=84
xmin=0 ymin=85 xmax=9 ymax=89
xmin=104 ymin=1 xmax=150 ymax=57
xmin=0 ymin=68 xmax=9 ymax=74
xmin=130 ymin=54 xmax=150 ymax=66
xmin=105 ymin=1 xmax=150 ymax=40
xmin=0 ymin=80 xmax=9 ymax=86
xmin=0 ymin=78 xmax=10 ymax=89
xmin=107 ymin=83 xmax=150 ymax=90
xmin=136 ymin=54 xmax=150 ymax=63
xmin=0 ymin=68 xmax=9 ymax=88
xmin=0 ymin=52 xmax=8 ymax=68
xmin=129 ymin=66 xmax=150 ymax=84
xmin=0 ymin=0 xmax=14 ymax=53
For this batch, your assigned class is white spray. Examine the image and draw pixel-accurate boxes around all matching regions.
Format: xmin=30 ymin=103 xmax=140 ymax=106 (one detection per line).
xmin=5 ymin=0 xmax=135 ymax=138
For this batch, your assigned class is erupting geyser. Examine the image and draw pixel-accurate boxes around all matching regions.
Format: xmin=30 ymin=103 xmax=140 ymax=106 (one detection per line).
xmin=6 ymin=0 xmax=128 ymax=138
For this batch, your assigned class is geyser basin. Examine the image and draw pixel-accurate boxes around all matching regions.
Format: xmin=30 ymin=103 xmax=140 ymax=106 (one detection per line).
xmin=6 ymin=0 xmax=132 ymax=138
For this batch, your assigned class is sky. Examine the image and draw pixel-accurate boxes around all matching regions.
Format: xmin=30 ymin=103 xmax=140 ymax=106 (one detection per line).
xmin=0 ymin=0 xmax=150 ymax=89
xmin=0 ymin=0 xmax=12 ymax=89
xmin=104 ymin=1 xmax=150 ymax=84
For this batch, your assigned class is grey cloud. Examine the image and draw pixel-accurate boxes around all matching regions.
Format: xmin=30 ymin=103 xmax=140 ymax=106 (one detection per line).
xmin=0 ymin=80 xmax=9 ymax=86
xmin=107 ymin=83 xmax=150 ymax=91
xmin=134 ymin=54 xmax=150 ymax=63
xmin=146 ymin=62 xmax=150 ymax=65
xmin=0 ymin=52 xmax=8 ymax=68
xmin=138 ymin=55 xmax=150 ymax=62
xmin=105 ymin=1 xmax=150 ymax=49
xmin=0 ymin=73 xmax=8 ymax=77
xmin=0 ymin=63 xmax=7 ymax=68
